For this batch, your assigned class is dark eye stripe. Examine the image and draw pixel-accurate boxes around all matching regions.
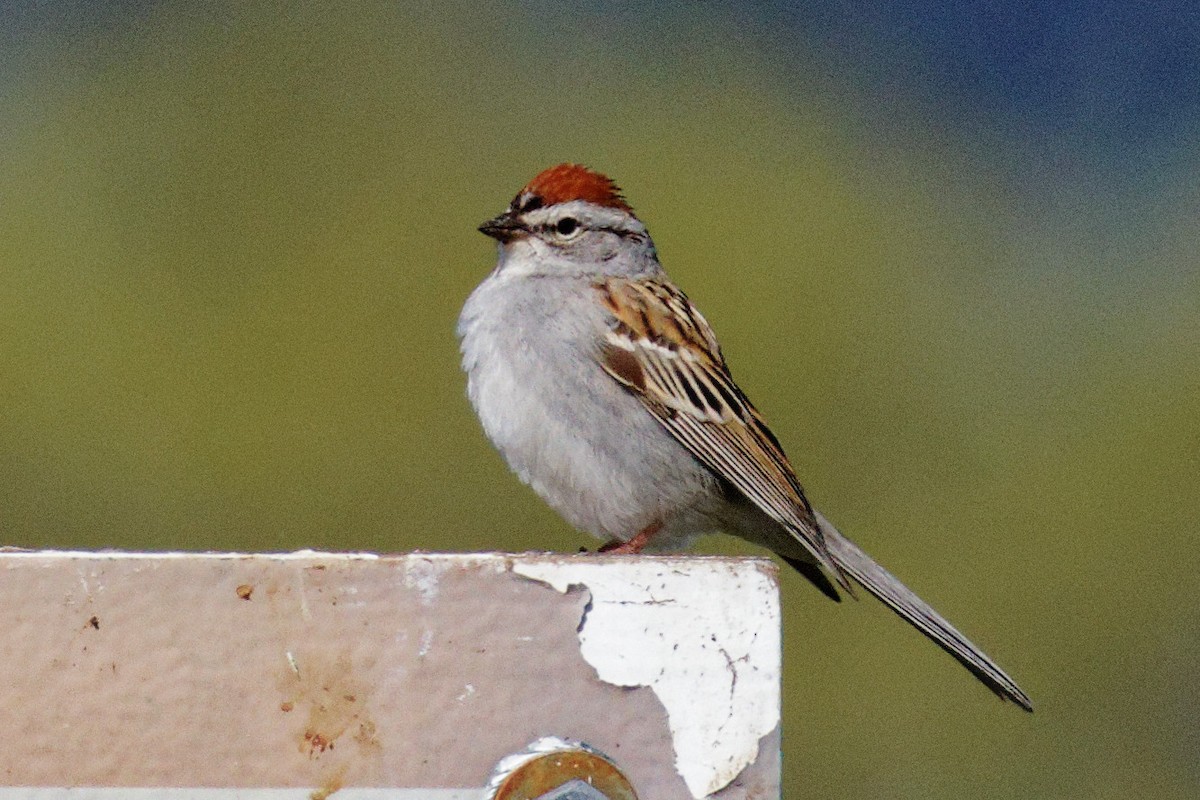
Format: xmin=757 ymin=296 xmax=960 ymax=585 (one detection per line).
xmin=514 ymin=193 xmax=544 ymax=213
xmin=537 ymin=223 xmax=643 ymax=240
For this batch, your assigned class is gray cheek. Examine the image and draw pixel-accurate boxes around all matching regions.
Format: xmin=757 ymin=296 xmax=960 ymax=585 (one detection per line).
xmin=565 ymin=236 xmax=623 ymax=268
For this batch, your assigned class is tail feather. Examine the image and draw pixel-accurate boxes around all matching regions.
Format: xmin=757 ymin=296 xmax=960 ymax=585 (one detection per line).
xmin=781 ymin=554 xmax=844 ymax=603
xmin=815 ymin=512 xmax=1033 ymax=712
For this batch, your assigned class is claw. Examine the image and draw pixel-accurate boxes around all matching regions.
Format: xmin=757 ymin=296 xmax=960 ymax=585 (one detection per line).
xmin=597 ymin=521 xmax=663 ymax=554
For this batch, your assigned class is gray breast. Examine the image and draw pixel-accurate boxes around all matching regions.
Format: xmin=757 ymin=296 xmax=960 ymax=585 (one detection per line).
xmin=458 ymin=274 xmax=715 ymax=540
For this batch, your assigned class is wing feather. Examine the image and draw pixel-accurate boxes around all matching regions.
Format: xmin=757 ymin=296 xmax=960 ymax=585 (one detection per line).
xmin=595 ymin=277 xmax=849 ymax=589
xmin=594 ymin=276 xmax=1033 ymax=710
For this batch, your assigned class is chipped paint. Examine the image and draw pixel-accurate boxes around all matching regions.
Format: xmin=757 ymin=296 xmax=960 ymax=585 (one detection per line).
xmin=0 ymin=550 xmax=777 ymax=796
xmin=402 ymin=557 xmax=442 ymax=606
xmin=513 ymin=558 xmax=780 ymax=799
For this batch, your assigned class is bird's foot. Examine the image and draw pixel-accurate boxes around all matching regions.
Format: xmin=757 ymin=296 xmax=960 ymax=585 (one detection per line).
xmin=597 ymin=522 xmax=663 ymax=554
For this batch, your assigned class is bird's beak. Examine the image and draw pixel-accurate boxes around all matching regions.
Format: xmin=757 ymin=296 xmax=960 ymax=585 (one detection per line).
xmin=478 ymin=212 xmax=527 ymax=243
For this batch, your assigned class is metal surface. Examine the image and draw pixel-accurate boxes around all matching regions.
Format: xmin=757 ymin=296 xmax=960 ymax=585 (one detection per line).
xmin=486 ymin=737 xmax=637 ymax=800
xmin=0 ymin=551 xmax=781 ymax=799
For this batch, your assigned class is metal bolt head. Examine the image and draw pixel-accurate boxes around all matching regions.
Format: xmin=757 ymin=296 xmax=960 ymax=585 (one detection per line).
xmin=534 ymin=778 xmax=616 ymax=800
xmin=487 ymin=737 xmax=638 ymax=800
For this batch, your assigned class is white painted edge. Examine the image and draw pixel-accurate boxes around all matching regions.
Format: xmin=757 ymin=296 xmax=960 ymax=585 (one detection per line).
xmin=0 ymin=550 xmax=766 ymax=564
xmin=513 ymin=559 xmax=781 ymax=799
xmin=0 ymin=791 xmax=479 ymax=799
xmin=0 ymin=549 xmax=393 ymax=561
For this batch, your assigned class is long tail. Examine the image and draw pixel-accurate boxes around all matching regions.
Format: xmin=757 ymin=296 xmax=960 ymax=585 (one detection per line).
xmin=813 ymin=511 xmax=1033 ymax=711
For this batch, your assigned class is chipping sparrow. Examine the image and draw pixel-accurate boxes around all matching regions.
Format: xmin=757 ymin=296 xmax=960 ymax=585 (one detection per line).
xmin=458 ymin=163 xmax=1032 ymax=711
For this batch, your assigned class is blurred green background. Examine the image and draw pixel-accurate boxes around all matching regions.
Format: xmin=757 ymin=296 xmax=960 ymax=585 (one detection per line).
xmin=2 ymin=1 xmax=1197 ymax=797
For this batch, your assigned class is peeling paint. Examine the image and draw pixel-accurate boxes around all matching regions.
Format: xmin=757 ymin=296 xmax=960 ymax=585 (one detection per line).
xmin=1 ymin=550 xmax=777 ymax=796
xmin=513 ymin=559 xmax=780 ymax=799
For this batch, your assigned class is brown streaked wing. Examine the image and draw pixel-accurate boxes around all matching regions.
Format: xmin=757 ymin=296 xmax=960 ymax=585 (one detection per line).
xmin=595 ymin=277 xmax=849 ymax=590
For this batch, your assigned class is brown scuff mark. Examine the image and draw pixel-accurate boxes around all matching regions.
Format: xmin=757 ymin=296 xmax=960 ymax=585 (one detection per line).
xmin=277 ymin=650 xmax=376 ymax=761
xmin=352 ymin=718 xmax=382 ymax=754
xmin=304 ymin=729 xmax=334 ymax=755
xmin=308 ymin=762 xmax=347 ymax=799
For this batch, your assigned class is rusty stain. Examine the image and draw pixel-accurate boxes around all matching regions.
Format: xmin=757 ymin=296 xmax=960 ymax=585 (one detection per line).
xmin=304 ymin=729 xmax=332 ymax=756
xmin=236 ymin=584 xmax=254 ymax=600
xmin=352 ymin=719 xmax=381 ymax=753
xmin=279 ymin=651 xmax=374 ymax=760
xmin=309 ymin=763 xmax=347 ymax=800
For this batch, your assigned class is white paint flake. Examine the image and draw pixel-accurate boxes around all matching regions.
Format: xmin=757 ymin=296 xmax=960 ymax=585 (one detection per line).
xmin=513 ymin=558 xmax=781 ymax=799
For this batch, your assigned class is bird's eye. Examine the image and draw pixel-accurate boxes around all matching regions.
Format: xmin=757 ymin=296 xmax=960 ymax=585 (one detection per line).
xmin=555 ymin=217 xmax=579 ymax=236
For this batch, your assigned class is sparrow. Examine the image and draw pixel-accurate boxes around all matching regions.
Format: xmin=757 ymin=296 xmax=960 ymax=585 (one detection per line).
xmin=457 ymin=163 xmax=1032 ymax=711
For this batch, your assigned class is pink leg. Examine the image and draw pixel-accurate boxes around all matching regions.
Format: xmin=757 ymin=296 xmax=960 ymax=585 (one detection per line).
xmin=598 ymin=521 xmax=663 ymax=554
